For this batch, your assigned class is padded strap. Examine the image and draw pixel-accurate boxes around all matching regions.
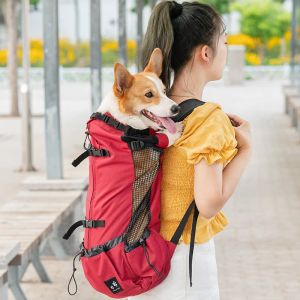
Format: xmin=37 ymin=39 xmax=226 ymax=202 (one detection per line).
xmin=171 ymin=99 xmax=206 ymax=122
xmin=63 ymin=219 xmax=105 ymax=240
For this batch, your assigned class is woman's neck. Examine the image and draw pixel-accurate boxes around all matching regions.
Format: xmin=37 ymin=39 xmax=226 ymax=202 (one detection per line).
xmin=168 ymin=64 xmax=208 ymax=104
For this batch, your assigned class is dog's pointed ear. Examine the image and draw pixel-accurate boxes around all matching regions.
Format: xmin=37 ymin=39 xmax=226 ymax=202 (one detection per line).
xmin=143 ymin=48 xmax=163 ymax=77
xmin=113 ymin=63 xmax=134 ymax=96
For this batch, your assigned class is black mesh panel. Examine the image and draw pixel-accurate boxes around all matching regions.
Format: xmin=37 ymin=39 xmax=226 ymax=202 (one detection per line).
xmin=124 ymin=147 xmax=161 ymax=247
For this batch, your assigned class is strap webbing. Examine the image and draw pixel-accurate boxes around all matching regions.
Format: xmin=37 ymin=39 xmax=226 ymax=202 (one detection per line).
xmin=90 ymin=112 xmax=128 ymax=131
xmin=72 ymin=148 xmax=110 ymax=167
xmin=63 ymin=219 xmax=105 ymax=240
xmin=170 ymin=200 xmax=199 ymax=287
xmin=170 ymin=200 xmax=195 ymax=244
xmin=189 ymin=204 xmax=199 ymax=287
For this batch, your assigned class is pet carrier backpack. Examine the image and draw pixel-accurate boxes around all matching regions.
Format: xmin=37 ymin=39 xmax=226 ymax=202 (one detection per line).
xmin=63 ymin=99 xmax=206 ymax=298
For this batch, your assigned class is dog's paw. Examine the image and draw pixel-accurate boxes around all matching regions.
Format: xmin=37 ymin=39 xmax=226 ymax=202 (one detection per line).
xmin=158 ymin=121 xmax=184 ymax=147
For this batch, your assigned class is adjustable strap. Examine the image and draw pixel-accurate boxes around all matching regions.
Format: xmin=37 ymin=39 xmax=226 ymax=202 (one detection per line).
xmin=62 ymin=219 xmax=105 ymax=240
xmin=170 ymin=200 xmax=195 ymax=244
xmin=72 ymin=148 xmax=110 ymax=167
xmin=189 ymin=204 xmax=199 ymax=287
xmin=170 ymin=200 xmax=199 ymax=287
xmin=90 ymin=112 xmax=128 ymax=131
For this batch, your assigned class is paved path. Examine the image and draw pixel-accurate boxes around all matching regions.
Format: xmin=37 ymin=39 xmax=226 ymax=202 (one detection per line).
xmin=214 ymin=80 xmax=300 ymax=300
xmin=1 ymin=78 xmax=299 ymax=299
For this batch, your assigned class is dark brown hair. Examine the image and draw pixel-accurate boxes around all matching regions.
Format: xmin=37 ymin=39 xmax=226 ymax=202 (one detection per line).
xmin=141 ymin=1 xmax=226 ymax=94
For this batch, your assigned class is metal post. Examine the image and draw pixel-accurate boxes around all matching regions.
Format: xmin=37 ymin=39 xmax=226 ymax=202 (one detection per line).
xmin=6 ymin=0 xmax=19 ymax=116
xmin=74 ymin=0 xmax=81 ymax=45
xmin=290 ymin=0 xmax=297 ymax=86
xmin=296 ymin=0 xmax=300 ymax=93
xmin=136 ymin=0 xmax=143 ymax=72
xmin=118 ymin=0 xmax=127 ymax=67
xmin=20 ymin=0 xmax=35 ymax=172
xmin=90 ymin=0 xmax=102 ymax=112
xmin=43 ymin=0 xmax=63 ymax=179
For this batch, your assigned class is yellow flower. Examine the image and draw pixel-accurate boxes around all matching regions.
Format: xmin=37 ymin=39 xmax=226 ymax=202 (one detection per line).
xmin=245 ymin=53 xmax=261 ymax=65
xmin=30 ymin=48 xmax=43 ymax=66
xmin=127 ymin=39 xmax=136 ymax=51
xmin=269 ymin=56 xmax=290 ymax=65
xmin=30 ymin=39 xmax=43 ymax=50
xmin=284 ymin=31 xmax=291 ymax=42
xmin=267 ymin=37 xmax=281 ymax=50
xmin=228 ymin=33 xmax=258 ymax=50
xmin=0 ymin=49 xmax=7 ymax=66
xmin=102 ymin=39 xmax=118 ymax=52
xmin=17 ymin=46 xmax=23 ymax=65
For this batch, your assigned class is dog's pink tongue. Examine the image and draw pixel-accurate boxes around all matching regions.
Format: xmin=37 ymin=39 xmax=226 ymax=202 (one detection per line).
xmin=156 ymin=116 xmax=177 ymax=134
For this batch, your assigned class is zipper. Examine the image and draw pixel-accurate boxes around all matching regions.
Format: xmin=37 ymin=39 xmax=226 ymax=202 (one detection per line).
xmin=86 ymin=157 xmax=96 ymax=247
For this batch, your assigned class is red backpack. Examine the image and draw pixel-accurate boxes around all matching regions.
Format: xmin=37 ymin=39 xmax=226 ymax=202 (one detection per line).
xmin=63 ymin=99 xmax=206 ymax=298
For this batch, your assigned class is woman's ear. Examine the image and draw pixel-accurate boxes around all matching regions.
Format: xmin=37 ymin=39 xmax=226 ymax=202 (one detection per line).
xmin=196 ymin=45 xmax=211 ymax=63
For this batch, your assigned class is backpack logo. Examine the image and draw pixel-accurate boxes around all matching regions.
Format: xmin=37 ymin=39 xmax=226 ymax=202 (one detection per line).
xmin=104 ymin=277 xmax=123 ymax=294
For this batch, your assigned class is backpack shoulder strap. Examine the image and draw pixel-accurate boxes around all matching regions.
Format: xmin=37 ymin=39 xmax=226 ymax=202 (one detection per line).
xmin=171 ymin=99 xmax=206 ymax=122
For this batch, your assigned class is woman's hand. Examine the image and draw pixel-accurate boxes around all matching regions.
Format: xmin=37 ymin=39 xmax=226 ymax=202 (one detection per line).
xmin=226 ymin=113 xmax=252 ymax=151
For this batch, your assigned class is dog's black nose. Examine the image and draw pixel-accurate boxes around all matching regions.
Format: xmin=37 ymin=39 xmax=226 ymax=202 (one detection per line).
xmin=170 ymin=105 xmax=180 ymax=115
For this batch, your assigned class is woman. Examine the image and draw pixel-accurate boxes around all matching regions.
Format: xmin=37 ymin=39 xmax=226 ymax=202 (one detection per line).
xmin=128 ymin=1 xmax=252 ymax=299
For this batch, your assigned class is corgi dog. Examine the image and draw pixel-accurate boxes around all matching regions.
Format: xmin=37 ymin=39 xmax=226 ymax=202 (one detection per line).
xmin=97 ymin=47 xmax=183 ymax=146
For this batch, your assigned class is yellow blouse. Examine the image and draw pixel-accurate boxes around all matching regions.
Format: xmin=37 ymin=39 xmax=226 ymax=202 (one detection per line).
xmin=160 ymin=101 xmax=239 ymax=244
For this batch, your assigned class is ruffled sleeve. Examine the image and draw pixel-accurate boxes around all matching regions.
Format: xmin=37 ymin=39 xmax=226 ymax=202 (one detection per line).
xmin=174 ymin=102 xmax=238 ymax=166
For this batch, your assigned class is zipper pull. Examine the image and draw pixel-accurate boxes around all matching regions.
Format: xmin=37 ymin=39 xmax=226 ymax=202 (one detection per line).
xmin=139 ymin=237 xmax=162 ymax=277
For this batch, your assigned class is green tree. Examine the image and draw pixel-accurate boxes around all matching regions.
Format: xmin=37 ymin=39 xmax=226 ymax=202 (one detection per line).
xmin=198 ymin=0 xmax=231 ymax=15
xmin=30 ymin=0 xmax=40 ymax=10
xmin=231 ymin=0 xmax=290 ymax=62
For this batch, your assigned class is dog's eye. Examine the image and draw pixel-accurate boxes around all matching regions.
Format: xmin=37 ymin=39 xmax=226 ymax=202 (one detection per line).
xmin=145 ymin=91 xmax=153 ymax=98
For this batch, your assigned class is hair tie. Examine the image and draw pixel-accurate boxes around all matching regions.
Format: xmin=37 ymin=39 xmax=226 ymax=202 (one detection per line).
xmin=170 ymin=1 xmax=183 ymax=20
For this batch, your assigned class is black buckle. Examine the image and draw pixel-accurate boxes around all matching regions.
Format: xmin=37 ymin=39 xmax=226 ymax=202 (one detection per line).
xmin=115 ymin=122 xmax=124 ymax=130
xmin=90 ymin=113 xmax=97 ymax=119
xmin=91 ymin=149 xmax=109 ymax=157
xmin=102 ymin=114 xmax=110 ymax=123
xmin=84 ymin=220 xmax=95 ymax=228
xmin=107 ymin=118 xmax=122 ymax=130
xmin=130 ymin=140 xmax=145 ymax=151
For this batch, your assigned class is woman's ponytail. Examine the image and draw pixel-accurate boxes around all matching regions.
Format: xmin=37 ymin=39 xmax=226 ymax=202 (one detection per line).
xmin=140 ymin=1 xmax=177 ymax=94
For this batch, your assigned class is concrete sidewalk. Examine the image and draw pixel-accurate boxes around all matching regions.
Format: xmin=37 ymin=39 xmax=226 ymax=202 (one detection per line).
xmin=1 ymin=78 xmax=300 ymax=299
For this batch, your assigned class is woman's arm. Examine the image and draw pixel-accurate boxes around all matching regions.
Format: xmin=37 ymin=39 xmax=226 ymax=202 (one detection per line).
xmin=194 ymin=146 xmax=252 ymax=219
